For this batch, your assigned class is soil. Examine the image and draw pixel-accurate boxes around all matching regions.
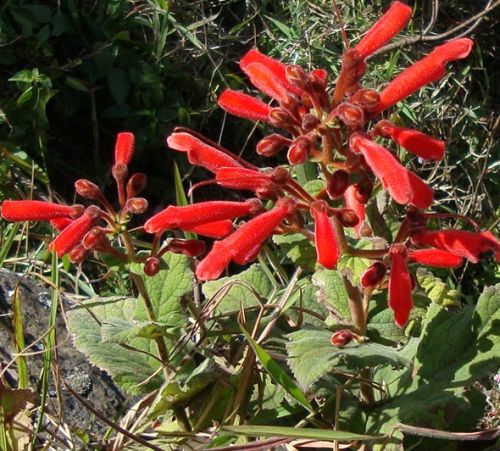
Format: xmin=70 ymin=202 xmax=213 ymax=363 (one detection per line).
xmin=0 ymin=269 xmax=127 ymax=444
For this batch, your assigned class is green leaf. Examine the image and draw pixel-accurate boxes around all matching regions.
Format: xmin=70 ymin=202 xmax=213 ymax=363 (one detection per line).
xmin=221 ymin=424 xmax=378 ymax=441
xmin=287 ymin=326 xmax=411 ymax=389
xmin=312 ymin=269 xmax=351 ymax=323
xmin=368 ymin=284 xmax=500 ymax=434
xmin=303 ymin=179 xmax=324 ymax=197
xmin=281 ymin=278 xmax=328 ymax=327
xmin=101 ymin=318 xmax=168 ymax=343
xmin=202 ymin=264 xmax=274 ymax=315
xmin=240 ymin=326 xmax=313 ymax=412
xmin=134 ymin=252 xmax=194 ymax=325
xmin=416 ymin=268 xmax=460 ymax=306
xmin=273 ymin=233 xmax=316 ymax=271
xmin=67 ymin=297 xmax=163 ymax=394
xmin=107 ymin=67 xmax=130 ymax=104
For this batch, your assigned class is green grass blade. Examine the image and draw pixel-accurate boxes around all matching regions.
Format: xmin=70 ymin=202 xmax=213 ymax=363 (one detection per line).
xmin=221 ymin=424 xmax=379 ymax=441
xmin=173 ymin=162 xmax=196 ymax=240
xmin=239 ymin=326 xmax=313 ymax=412
xmin=0 ymin=222 xmax=20 ymax=267
xmin=11 ymin=286 xmax=29 ymax=389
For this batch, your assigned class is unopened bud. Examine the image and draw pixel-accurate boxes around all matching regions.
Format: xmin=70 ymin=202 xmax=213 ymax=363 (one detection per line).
xmin=310 ymin=68 xmax=328 ymax=91
xmin=256 ymin=134 xmax=291 ymax=157
xmin=69 ymin=244 xmax=89 ymax=264
xmin=337 ymin=208 xmax=360 ymax=227
xmin=85 ymin=205 xmax=101 ymax=221
xmin=144 ymin=257 xmax=161 ymax=277
xmin=70 ymin=204 xmax=85 ymax=219
xmin=112 ymin=163 xmax=128 ymax=181
xmin=280 ymin=93 xmax=300 ymax=112
xmin=126 ymin=173 xmax=147 ymax=198
xmin=389 ymin=243 xmax=408 ymax=258
xmin=168 ymin=239 xmax=206 ymax=257
xmin=126 ymin=197 xmax=148 ymax=215
xmin=83 ymin=227 xmax=109 ymax=251
xmin=331 ymin=330 xmax=354 ymax=347
xmin=75 ymin=179 xmax=101 ymax=200
xmin=336 ymin=102 xmax=365 ymax=127
xmin=285 ymin=65 xmax=311 ymax=91
xmin=360 ymin=262 xmax=387 ymax=288
xmin=270 ymin=166 xmax=290 ymax=185
xmin=327 ymin=170 xmax=349 ymax=198
xmin=300 ymin=93 xmax=313 ymax=109
xmin=287 ymin=136 xmax=311 ymax=165
xmin=301 ymin=113 xmax=320 ymax=132
xmin=269 ymin=108 xmax=293 ymax=128
xmin=351 ymin=88 xmax=380 ymax=111
xmin=256 ymin=187 xmax=278 ymax=200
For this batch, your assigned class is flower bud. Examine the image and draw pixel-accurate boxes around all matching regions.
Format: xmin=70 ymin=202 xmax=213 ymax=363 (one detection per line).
xmin=270 ymin=166 xmax=291 ymax=185
xmin=269 ymin=108 xmax=293 ymax=128
xmin=69 ymin=244 xmax=89 ymax=264
xmin=361 ymin=261 xmax=387 ymax=288
xmin=83 ymin=227 xmax=110 ymax=251
xmin=144 ymin=257 xmax=161 ymax=277
xmin=70 ymin=204 xmax=85 ymax=219
xmin=287 ymin=136 xmax=311 ymax=165
xmin=75 ymin=179 xmax=101 ymax=200
xmin=285 ymin=65 xmax=311 ymax=91
xmin=168 ymin=239 xmax=206 ymax=257
xmin=336 ymin=102 xmax=365 ymax=127
xmin=256 ymin=134 xmax=291 ymax=157
xmin=126 ymin=173 xmax=147 ymax=198
xmin=331 ymin=330 xmax=354 ymax=347
xmin=351 ymin=88 xmax=380 ymax=111
xmin=310 ymin=68 xmax=328 ymax=91
xmin=280 ymin=92 xmax=300 ymax=112
xmin=327 ymin=170 xmax=349 ymax=198
xmin=126 ymin=197 xmax=148 ymax=215
xmin=301 ymin=113 xmax=320 ymax=132
xmin=337 ymin=208 xmax=360 ymax=227
xmin=112 ymin=163 xmax=128 ymax=182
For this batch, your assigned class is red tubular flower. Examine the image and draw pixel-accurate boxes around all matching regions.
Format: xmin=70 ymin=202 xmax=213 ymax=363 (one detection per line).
xmin=374 ymin=38 xmax=473 ymax=113
xmin=144 ymin=199 xmax=261 ymax=234
xmin=388 ymin=244 xmax=413 ymax=328
xmin=1 ymin=200 xmax=83 ymax=222
xmin=408 ymin=248 xmax=463 ymax=267
xmin=311 ymin=201 xmax=340 ymax=269
xmin=218 ymin=89 xmax=271 ymax=122
xmin=50 ymin=217 xmax=73 ymax=231
xmin=240 ymin=48 xmax=302 ymax=96
xmin=344 ymin=185 xmax=366 ymax=238
xmin=354 ymin=1 xmax=412 ymax=59
xmin=183 ymin=220 xmax=234 ymax=239
xmin=375 ymin=121 xmax=445 ymax=160
xmin=114 ymin=132 xmax=135 ymax=166
xmin=167 ymin=132 xmax=243 ymax=173
xmin=243 ymin=63 xmax=289 ymax=102
xmin=49 ymin=206 xmax=101 ymax=256
xmin=350 ymin=134 xmax=433 ymax=209
xmin=196 ymin=197 xmax=296 ymax=280
xmin=215 ymin=167 xmax=288 ymax=193
xmin=411 ymin=229 xmax=500 ymax=263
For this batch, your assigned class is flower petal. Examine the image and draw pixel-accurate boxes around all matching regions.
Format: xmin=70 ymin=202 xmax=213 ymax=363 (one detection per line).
xmin=218 ymin=89 xmax=271 ymax=122
xmin=183 ymin=220 xmax=234 ymax=239
xmin=388 ymin=245 xmax=413 ymax=328
xmin=344 ymin=185 xmax=366 ymax=238
xmin=311 ymin=201 xmax=340 ymax=269
xmin=351 ymin=135 xmax=433 ymax=209
xmin=408 ymin=248 xmax=463 ymax=267
xmin=215 ymin=167 xmax=276 ymax=192
xmin=1 ymin=200 xmax=81 ymax=222
xmin=354 ymin=1 xmax=412 ymax=59
xmin=244 ymin=63 xmax=289 ymax=102
xmin=114 ymin=132 xmax=135 ymax=166
xmin=374 ymin=38 xmax=473 ymax=113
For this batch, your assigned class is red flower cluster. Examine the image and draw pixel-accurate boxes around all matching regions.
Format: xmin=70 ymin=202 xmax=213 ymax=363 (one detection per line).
xmin=1 ymin=2 xmax=498 ymax=328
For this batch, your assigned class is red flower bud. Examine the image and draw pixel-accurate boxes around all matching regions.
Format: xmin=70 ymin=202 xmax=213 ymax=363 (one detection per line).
xmin=112 ymin=163 xmax=128 ymax=181
xmin=337 ymin=208 xmax=360 ymax=228
xmin=327 ymin=170 xmax=350 ymax=198
xmin=75 ymin=179 xmax=101 ymax=200
xmin=167 ymin=132 xmax=243 ymax=173
xmin=336 ymin=102 xmax=365 ymax=126
xmin=269 ymin=108 xmax=294 ymax=128
xmin=1 ymin=200 xmax=83 ymax=222
xmin=218 ymin=89 xmax=271 ymax=122
xmin=49 ymin=206 xmax=101 ymax=256
xmin=50 ymin=217 xmax=73 ymax=231
xmin=256 ymin=134 xmax=291 ymax=157
xmin=287 ymin=136 xmax=311 ymax=165
xmin=83 ymin=227 xmax=110 ymax=251
xmin=301 ymin=114 xmax=320 ymax=132
xmin=69 ymin=244 xmax=89 ymax=264
xmin=310 ymin=68 xmax=328 ymax=91
xmin=285 ymin=65 xmax=311 ymax=91
xmin=126 ymin=197 xmax=148 ymax=215
xmin=374 ymin=38 xmax=474 ymax=113
xmin=114 ymin=132 xmax=135 ymax=167
xmin=344 ymin=185 xmax=367 ymax=238
xmin=126 ymin=173 xmax=147 ymax=198
xmin=350 ymin=88 xmax=380 ymax=111
xmin=361 ymin=262 xmax=387 ymax=288
xmin=375 ymin=120 xmax=445 ymax=161
xmin=168 ymin=239 xmax=206 ymax=257
xmin=144 ymin=257 xmax=161 ymax=277
xmin=350 ymin=134 xmax=433 ymax=209
xmin=311 ymin=200 xmax=340 ymax=269
xmin=354 ymin=1 xmax=412 ymax=59
xmin=331 ymin=330 xmax=354 ymax=347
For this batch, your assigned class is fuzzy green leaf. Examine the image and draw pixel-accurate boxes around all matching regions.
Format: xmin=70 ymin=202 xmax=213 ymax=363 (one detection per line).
xmin=416 ymin=268 xmax=460 ymax=306
xmin=312 ymin=269 xmax=351 ymax=323
xmin=101 ymin=318 xmax=168 ymax=343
